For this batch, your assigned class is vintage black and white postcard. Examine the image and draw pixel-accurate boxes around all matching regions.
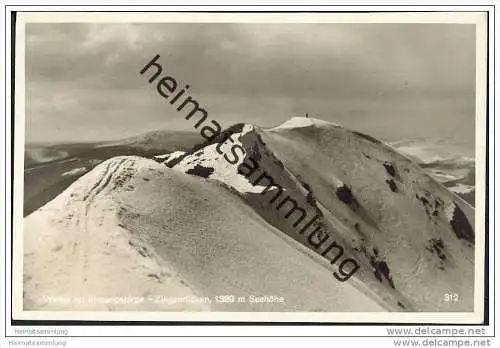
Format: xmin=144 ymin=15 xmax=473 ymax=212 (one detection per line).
xmin=11 ymin=11 xmax=488 ymax=324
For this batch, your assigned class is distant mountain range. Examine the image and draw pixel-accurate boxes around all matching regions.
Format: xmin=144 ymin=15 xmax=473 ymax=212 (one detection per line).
xmin=23 ymin=118 xmax=475 ymax=313
xmin=24 ymin=131 xmax=202 ymax=216
xmin=390 ymin=138 xmax=475 ymax=205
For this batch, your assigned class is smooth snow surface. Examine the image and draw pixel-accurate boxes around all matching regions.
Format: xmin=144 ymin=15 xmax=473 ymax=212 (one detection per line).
xmin=24 ymin=156 xmax=385 ymax=312
xmin=269 ymin=117 xmax=341 ymax=131
xmin=24 ymin=117 xmax=476 ymax=314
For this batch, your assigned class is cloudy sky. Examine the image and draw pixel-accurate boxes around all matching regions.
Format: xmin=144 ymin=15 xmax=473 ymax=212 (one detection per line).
xmin=25 ymin=22 xmax=476 ymax=146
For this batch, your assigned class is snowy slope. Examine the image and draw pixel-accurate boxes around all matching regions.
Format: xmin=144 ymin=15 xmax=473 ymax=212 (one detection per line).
xmin=24 ymin=117 xmax=475 ymax=313
xmin=263 ymin=118 xmax=475 ymax=312
xmin=24 ymin=156 xmax=385 ymax=312
xmin=163 ymin=117 xmax=475 ymax=312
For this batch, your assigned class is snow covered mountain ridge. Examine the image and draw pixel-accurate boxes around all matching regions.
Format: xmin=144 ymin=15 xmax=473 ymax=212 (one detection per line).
xmin=24 ymin=117 xmax=476 ymax=313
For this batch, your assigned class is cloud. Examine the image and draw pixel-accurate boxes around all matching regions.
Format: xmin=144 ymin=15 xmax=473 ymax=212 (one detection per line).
xmin=25 ymin=22 xmax=476 ymax=143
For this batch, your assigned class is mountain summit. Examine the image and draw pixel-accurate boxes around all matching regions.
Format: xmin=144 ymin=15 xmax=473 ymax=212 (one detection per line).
xmin=24 ymin=117 xmax=475 ymax=312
